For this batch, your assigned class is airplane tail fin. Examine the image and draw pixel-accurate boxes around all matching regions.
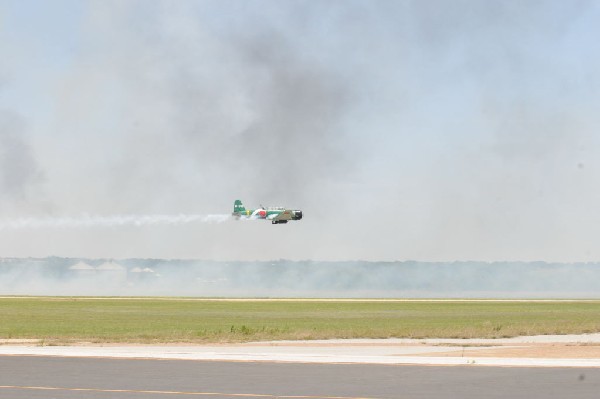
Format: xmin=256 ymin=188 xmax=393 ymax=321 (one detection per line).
xmin=233 ymin=199 xmax=245 ymax=214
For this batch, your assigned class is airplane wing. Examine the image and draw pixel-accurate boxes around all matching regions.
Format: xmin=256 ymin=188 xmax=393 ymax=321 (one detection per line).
xmin=272 ymin=210 xmax=293 ymax=222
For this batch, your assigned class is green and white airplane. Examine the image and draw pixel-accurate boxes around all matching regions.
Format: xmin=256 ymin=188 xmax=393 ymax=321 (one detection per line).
xmin=232 ymin=200 xmax=303 ymax=224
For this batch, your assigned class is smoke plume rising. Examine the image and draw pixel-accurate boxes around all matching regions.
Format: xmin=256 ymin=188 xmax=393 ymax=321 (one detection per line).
xmin=1 ymin=1 xmax=600 ymax=262
xmin=0 ymin=111 xmax=42 ymax=204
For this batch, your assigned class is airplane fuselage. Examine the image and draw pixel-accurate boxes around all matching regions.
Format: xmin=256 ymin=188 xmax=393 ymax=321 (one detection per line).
xmin=232 ymin=200 xmax=302 ymax=224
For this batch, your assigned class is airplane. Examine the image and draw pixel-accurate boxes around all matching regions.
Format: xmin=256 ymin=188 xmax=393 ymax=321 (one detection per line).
xmin=232 ymin=199 xmax=303 ymax=224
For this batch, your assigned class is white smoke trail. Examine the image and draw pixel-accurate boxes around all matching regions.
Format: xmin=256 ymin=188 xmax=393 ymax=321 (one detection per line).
xmin=0 ymin=214 xmax=232 ymax=230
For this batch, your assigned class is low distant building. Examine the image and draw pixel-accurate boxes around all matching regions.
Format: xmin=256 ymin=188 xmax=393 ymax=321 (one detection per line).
xmin=68 ymin=261 xmax=95 ymax=276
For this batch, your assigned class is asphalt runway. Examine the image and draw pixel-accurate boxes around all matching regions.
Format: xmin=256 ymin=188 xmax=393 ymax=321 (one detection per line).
xmin=0 ymin=356 xmax=599 ymax=399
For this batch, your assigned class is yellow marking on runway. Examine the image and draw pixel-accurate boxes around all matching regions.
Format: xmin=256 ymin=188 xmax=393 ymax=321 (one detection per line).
xmin=0 ymin=385 xmax=376 ymax=399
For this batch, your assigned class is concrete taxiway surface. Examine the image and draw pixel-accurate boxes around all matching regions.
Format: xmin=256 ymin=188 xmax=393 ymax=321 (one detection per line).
xmin=1 ymin=356 xmax=599 ymax=399
xmin=2 ymin=334 xmax=600 ymax=367
xmin=2 ymin=335 xmax=600 ymax=398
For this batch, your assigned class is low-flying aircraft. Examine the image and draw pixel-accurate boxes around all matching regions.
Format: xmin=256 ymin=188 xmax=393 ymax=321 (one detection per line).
xmin=232 ymin=200 xmax=303 ymax=224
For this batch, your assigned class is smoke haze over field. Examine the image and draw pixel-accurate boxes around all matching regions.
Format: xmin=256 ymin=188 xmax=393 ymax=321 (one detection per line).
xmin=1 ymin=1 xmax=600 ymax=261
xmin=2 ymin=258 xmax=600 ymax=298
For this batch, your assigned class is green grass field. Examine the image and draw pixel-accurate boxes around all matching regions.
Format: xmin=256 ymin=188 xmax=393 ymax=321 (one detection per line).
xmin=1 ymin=298 xmax=599 ymax=344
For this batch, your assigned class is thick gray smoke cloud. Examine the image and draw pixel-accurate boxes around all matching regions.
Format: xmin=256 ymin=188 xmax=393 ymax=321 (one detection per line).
xmin=64 ymin=2 xmax=354 ymax=215
xmin=0 ymin=111 xmax=42 ymax=205
xmin=1 ymin=1 xmax=600 ymax=262
xmin=227 ymin=33 xmax=350 ymax=200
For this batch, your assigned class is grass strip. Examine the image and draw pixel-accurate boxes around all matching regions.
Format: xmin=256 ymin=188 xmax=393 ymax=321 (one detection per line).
xmin=1 ymin=298 xmax=599 ymax=344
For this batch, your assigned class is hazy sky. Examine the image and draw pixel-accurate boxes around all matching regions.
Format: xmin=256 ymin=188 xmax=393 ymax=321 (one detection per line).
xmin=1 ymin=0 xmax=599 ymax=261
